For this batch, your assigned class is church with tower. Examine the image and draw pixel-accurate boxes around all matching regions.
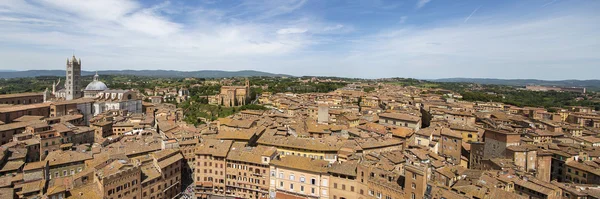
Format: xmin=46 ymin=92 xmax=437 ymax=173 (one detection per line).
xmin=46 ymin=55 xmax=142 ymax=116
xmin=208 ymin=79 xmax=250 ymax=107
xmin=51 ymin=55 xmax=82 ymax=100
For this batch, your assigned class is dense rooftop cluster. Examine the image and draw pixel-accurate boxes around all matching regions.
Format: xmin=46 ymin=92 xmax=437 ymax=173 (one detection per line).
xmin=0 ymin=78 xmax=599 ymax=199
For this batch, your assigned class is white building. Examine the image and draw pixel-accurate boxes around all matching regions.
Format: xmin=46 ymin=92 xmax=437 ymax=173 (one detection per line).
xmin=84 ymin=72 xmax=108 ymax=98
xmin=92 ymin=90 xmax=142 ymax=116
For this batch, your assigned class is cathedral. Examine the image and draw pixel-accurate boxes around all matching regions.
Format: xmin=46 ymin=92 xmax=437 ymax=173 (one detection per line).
xmin=208 ymin=79 xmax=250 ymax=107
xmin=51 ymin=55 xmax=82 ymax=100
xmin=46 ymin=55 xmax=142 ymax=116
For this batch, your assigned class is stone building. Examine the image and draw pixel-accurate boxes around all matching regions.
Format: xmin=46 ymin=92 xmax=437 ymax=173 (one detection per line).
xmin=440 ymin=128 xmax=463 ymax=165
xmin=92 ymin=90 xmax=143 ymax=116
xmin=53 ymin=55 xmax=82 ymax=100
xmin=209 ymin=79 xmax=250 ymax=107
xmin=225 ymin=143 xmax=276 ymax=199
xmin=0 ymin=93 xmax=44 ymax=105
xmin=84 ymin=72 xmax=108 ymax=98
xmin=269 ymin=155 xmax=331 ymax=199
xmin=195 ymin=139 xmax=233 ymax=199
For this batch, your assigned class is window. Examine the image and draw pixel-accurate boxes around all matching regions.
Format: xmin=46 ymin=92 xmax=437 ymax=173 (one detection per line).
xmin=279 ymin=173 xmax=284 ymax=179
xmin=412 ymin=183 xmax=416 ymax=189
xmin=300 ymin=176 xmax=305 ymax=183
xmin=290 ymin=174 xmax=295 ymax=181
xmin=412 ymin=173 xmax=417 ymax=180
xmin=411 ymin=193 xmax=416 ymax=199
xmin=280 ymin=181 xmax=283 ymax=188
xmin=311 ymin=188 xmax=315 ymax=194
xmin=311 ymin=178 xmax=316 ymax=185
xmin=300 ymin=186 xmax=304 ymax=192
xmin=290 ymin=183 xmax=294 ymax=190
xmin=334 ymin=183 xmax=338 ymax=189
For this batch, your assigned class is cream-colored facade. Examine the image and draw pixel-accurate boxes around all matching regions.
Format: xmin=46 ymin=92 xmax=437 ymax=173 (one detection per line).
xmin=270 ymin=156 xmax=330 ymax=199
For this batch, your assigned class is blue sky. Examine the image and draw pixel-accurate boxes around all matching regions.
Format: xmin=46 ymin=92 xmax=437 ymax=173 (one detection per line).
xmin=0 ymin=0 xmax=598 ymax=79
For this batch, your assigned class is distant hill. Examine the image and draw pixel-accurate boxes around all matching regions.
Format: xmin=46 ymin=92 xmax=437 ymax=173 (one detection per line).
xmin=0 ymin=70 xmax=290 ymax=78
xmin=434 ymin=78 xmax=600 ymax=89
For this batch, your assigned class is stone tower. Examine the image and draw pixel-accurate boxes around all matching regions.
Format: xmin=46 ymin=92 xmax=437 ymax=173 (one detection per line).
xmin=245 ymin=78 xmax=250 ymax=97
xmin=65 ymin=55 xmax=82 ymax=100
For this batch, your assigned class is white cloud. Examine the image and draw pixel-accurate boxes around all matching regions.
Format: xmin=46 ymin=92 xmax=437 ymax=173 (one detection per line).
xmin=276 ymin=28 xmax=308 ymax=34
xmin=0 ymin=0 xmax=598 ymax=80
xmin=416 ymin=0 xmax=432 ymax=9
xmin=0 ymin=0 xmax=313 ymax=63
xmin=333 ymin=14 xmax=600 ymax=79
xmin=324 ymin=24 xmax=344 ymax=31
xmin=399 ymin=16 xmax=408 ymax=24
xmin=120 ymin=10 xmax=181 ymax=37
xmin=37 ymin=0 xmax=140 ymax=21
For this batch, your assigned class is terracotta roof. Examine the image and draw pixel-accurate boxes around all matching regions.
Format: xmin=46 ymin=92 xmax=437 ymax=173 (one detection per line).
xmin=50 ymin=98 xmax=95 ymax=106
xmin=355 ymin=137 xmax=403 ymax=150
xmin=0 ymin=120 xmax=44 ymax=132
xmin=157 ymin=152 xmax=183 ymax=169
xmin=195 ymin=139 xmax=233 ymax=157
xmin=0 ymin=188 xmax=12 ymax=198
xmin=581 ymin=136 xmax=600 ymax=143
xmin=449 ymin=124 xmax=478 ymax=132
xmin=17 ymin=179 xmax=45 ymax=195
xmin=441 ymin=128 xmax=462 ymax=139
xmin=227 ymin=144 xmax=275 ymax=165
xmin=46 ymin=150 xmax=92 ymax=166
xmin=379 ymin=112 xmax=421 ymax=122
xmin=0 ymin=103 xmax=50 ymax=113
xmin=0 ymin=92 xmax=42 ymax=99
xmin=391 ymin=127 xmax=414 ymax=138
xmin=67 ymin=182 xmax=103 ymax=199
xmin=328 ymin=161 xmax=357 ymax=176
xmin=0 ymin=160 xmax=24 ymax=172
xmin=13 ymin=115 xmax=44 ymax=122
xmin=271 ymin=155 xmax=329 ymax=173
xmin=566 ymin=161 xmax=600 ymax=176
xmin=531 ymin=129 xmax=564 ymax=137
xmin=23 ymin=160 xmax=47 ymax=171
xmin=216 ymin=128 xmax=257 ymax=141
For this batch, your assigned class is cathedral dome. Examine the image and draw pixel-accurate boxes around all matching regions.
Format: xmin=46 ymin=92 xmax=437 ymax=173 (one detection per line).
xmin=85 ymin=72 xmax=108 ymax=91
xmin=85 ymin=81 xmax=108 ymax=91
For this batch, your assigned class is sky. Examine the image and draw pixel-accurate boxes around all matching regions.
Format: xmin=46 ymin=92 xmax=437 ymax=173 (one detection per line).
xmin=0 ymin=0 xmax=599 ymax=80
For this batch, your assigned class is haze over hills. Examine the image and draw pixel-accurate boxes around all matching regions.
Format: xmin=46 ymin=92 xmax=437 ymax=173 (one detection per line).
xmin=0 ymin=70 xmax=289 ymax=79
xmin=2 ymin=70 xmax=600 ymax=89
xmin=434 ymin=78 xmax=600 ymax=88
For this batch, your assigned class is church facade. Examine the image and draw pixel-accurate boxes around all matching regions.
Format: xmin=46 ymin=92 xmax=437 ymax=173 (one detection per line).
xmin=92 ymin=90 xmax=142 ymax=116
xmin=208 ymin=79 xmax=250 ymax=107
xmin=52 ymin=56 xmax=82 ymax=100
xmin=48 ymin=55 xmax=142 ymax=116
